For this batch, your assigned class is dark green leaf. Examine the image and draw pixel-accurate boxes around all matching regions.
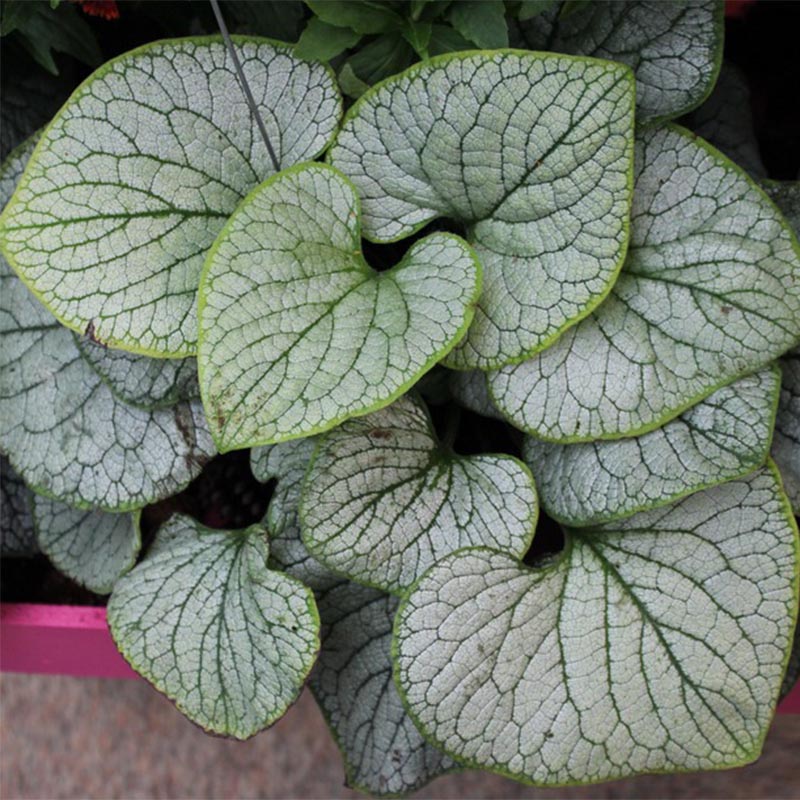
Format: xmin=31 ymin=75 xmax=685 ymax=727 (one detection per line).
xmin=518 ymin=0 xmax=558 ymax=20
xmin=295 ymin=17 xmax=362 ymax=61
xmin=427 ymin=22 xmax=473 ymax=54
xmin=447 ymin=0 xmax=508 ymax=48
xmin=10 ymin=2 xmax=101 ymax=75
xmin=401 ymin=19 xmax=432 ymax=56
xmin=338 ymin=62 xmax=371 ymax=98
xmin=0 ymin=1 xmax=37 ymax=36
xmin=225 ymin=0 xmax=305 ymax=41
xmin=306 ymin=0 xmax=403 ymax=34
xmin=344 ymin=32 xmax=415 ymax=85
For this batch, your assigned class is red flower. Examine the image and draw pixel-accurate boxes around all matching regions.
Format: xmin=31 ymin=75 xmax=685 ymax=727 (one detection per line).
xmin=77 ymin=1 xmax=119 ymax=20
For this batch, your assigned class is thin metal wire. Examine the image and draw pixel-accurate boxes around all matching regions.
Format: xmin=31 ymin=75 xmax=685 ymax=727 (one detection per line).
xmin=209 ymin=0 xmax=281 ymax=173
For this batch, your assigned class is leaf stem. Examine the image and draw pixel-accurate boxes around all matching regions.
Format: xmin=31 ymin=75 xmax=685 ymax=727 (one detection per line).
xmin=209 ymin=0 xmax=281 ymax=173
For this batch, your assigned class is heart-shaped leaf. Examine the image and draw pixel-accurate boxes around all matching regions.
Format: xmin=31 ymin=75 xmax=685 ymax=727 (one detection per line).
xmin=1 ymin=456 xmax=37 ymax=557
xmin=0 ymin=134 xmax=215 ymax=511
xmin=251 ymin=438 xmax=341 ymax=594
xmin=32 ymin=495 xmax=139 ymax=594
xmin=301 ymin=394 xmax=537 ymax=594
xmin=252 ymin=441 xmax=454 ymax=793
xmin=524 ymin=366 xmax=781 ymax=527
xmin=394 ymin=464 xmax=799 ymax=785
xmin=490 ymin=125 xmax=800 ymax=442
xmin=198 ymin=163 xmax=481 ymax=451
xmin=514 ymin=0 xmax=723 ymax=122
xmin=328 ymin=51 xmax=635 ymax=369
xmin=107 ymin=515 xmax=319 ymax=739
xmin=77 ymin=336 xmax=199 ymax=411
xmin=0 ymin=37 xmax=342 ymax=356
xmin=312 ymin=581 xmax=457 ymax=796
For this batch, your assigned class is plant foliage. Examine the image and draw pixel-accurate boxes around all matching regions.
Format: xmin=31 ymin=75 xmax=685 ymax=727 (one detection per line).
xmin=0 ymin=1 xmax=798 ymax=795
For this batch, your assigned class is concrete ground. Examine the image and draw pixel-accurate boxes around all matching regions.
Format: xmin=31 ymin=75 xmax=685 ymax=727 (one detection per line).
xmin=1 ymin=673 xmax=798 ymax=799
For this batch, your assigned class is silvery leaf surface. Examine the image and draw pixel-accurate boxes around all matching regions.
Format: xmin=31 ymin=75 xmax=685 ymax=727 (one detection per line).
xmin=252 ymin=444 xmax=453 ymax=793
xmin=515 ymin=0 xmax=723 ymax=123
xmin=328 ymin=50 xmax=635 ymax=369
xmin=1 ymin=456 xmax=38 ymax=557
xmin=198 ymin=163 xmax=481 ymax=450
xmin=394 ymin=464 xmax=799 ymax=785
xmin=0 ymin=37 xmax=342 ymax=356
xmin=311 ymin=581 xmax=456 ymax=796
xmin=524 ymin=366 xmax=781 ymax=526
xmin=107 ymin=515 xmax=319 ymax=739
xmin=33 ymin=495 xmax=139 ymax=593
xmin=0 ymin=133 xmax=215 ymax=510
xmin=490 ymin=125 xmax=800 ymax=442
xmin=251 ymin=438 xmax=341 ymax=594
xmin=300 ymin=394 xmax=537 ymax=594
xmin=77 ymin=336 xmax=199 ymax=410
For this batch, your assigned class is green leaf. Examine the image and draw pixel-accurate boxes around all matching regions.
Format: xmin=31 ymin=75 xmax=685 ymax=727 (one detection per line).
xmin=252 ymin=439 xmax=342 ymax=594
xmin=343 ymin=32 xmax=416 ymax=86
xmin=198 ymin=163 xmax=481 ymax=451
xmin=684 ymin=63 xmax=766 ymax=179
xmin=426 ymin=23 xmax=473 ymax=55
xmin=107 ymin=515 xmax=319 ymax=739
xmin=9 ymin=1 xmax=102 ymax=75
xmin=773 ymin=349 xmax=800 ymax=515
xmin=1 ymin=456 xmax=38 ymax=557
xmin=225 ymin=1 xmax=305 ymax=41
xmin=515 ymin=0 xmax=724 ymax=122
xmin=525 ymin=367 xmax=781 ymax=527
xmin=447 ymin=0 xmax=509 ymax=48
xmin=76 ymin=336 xmax=199 ymax=411
xmin=517 ymin=0 xmax=558 ymax=21
xmin=300 ymin=394 xmax=537 ymax=594
xmin=337 ymin=62 xmax=371 ymax=99
xmin=305 ymin=0 xmax=403 ymax=34
xmin=0 ymin=37 xmax=342 ymax=357
xmin=32 ymin=496 xmax=139 ymax=594
xmin=0 ymin=66 xmax=72 ymax=161
xmin=394 ymin=464 xmax=799 ymax=785
xmin=0 ymin=134 xmax=215 ymax=511
xmin=401 ymin=19 xmax=432 ymax=57
xmin=311 ymin=581 xmax=456 ymax=795
xmin=295 ymin=17 xmax=362 ymax=61
xmin=490 ymin=125 xmax=800 ymax=442
xmin=328 ymin=51 xmax=635 ymax=369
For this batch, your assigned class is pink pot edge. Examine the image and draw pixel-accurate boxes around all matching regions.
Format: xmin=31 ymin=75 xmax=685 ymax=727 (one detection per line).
xmin=1 ymin=602 xmax=798 ymax=713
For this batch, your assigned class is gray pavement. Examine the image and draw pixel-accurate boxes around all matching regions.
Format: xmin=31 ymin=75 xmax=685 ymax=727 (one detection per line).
xmin=1 ymin=673 xmax=798 ymax=799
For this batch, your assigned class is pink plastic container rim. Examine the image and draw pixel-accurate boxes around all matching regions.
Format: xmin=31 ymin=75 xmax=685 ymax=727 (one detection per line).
xmin=1 ymin=602 xmax=798 ymax=713
xmin=0 ymin=603 xmax=137 ymax=679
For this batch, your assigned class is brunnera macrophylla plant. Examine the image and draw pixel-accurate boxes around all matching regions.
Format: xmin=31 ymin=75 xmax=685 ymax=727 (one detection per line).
xmin=0 ymin=2 xmax=799 ymax=795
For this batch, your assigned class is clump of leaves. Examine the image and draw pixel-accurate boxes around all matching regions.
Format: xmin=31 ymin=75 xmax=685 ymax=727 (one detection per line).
xmin=1 ymin=1 xmax=799 ymax=796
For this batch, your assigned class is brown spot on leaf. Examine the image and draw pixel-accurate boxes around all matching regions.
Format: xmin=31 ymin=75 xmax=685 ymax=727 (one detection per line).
xmin=85 ymin=320 xmax=106 ymax=348
xmin=721 ymin=306 xmax=732 ymax=315
xmin=369 ymin=428 xmax=393 ymax=441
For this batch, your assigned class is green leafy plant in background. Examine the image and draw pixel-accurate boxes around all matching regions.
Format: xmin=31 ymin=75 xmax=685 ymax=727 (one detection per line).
xmin=1 ymin=0 xmax=799 ymax=796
